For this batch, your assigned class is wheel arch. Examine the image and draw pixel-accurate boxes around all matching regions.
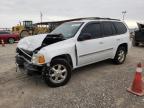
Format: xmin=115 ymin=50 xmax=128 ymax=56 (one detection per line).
xmin=117 ymin=43 xmax=128 ymax=54
xmin=50 ymin=54 xmax=73 ymax=68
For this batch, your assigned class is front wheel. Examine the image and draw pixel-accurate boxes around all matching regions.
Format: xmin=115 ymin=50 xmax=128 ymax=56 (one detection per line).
xmin=8 ymin=38 xmax=15 ymax=44
xmin=43 ymin=59 xmax=72 ymax=87
xmin=112 ymin=46 xmax=127 ymax=64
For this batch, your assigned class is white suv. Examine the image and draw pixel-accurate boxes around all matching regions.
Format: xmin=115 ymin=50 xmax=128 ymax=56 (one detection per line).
xmin=16 ymin=18 xmax=131 ymax=87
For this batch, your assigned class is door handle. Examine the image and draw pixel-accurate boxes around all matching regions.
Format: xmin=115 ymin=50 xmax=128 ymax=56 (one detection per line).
xmin=99 ymin=42 xmax=104 ymax=44
xmin=116 ymin=39 xmax=120 ymax=41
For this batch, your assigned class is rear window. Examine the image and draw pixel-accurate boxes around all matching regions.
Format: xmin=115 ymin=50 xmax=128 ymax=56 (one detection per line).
xmin=113 ymin=22 xmax=127 ymax=34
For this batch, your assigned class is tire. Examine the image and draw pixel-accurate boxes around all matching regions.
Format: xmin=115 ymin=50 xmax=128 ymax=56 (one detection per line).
xmin=8 ymin=38 xmax=15 ymax=44
xmin=20 ymin=30 xmax=29 ymax=39
xmin=132 ymin=38 xmax=135 ymax=46
xmin=44 ymin=58 xmax=72 ymax=87
xmin=132 ymin=36 xmax=139 ymax=46
xmin=18 ymin=64 xmax=24 ymax=68
xmin=112 ymin=46 xmax=127 ymax=64
xmin=134 ymin=42 xmax=139 ymax=46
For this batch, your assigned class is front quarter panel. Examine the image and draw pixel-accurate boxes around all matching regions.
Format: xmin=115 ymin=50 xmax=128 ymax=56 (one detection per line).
xmin=38 ymin=40 xmax=77 ymax=68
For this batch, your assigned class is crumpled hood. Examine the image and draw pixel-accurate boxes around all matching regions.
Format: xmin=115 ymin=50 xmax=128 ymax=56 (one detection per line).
xmin=17 ymin=33 xmax=65 ymax=51
xmin=17 ymin=34 xmax=47 ymax=51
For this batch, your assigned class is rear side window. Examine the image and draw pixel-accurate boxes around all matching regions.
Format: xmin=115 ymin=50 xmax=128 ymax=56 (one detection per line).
xmin=113 ymin=22 xmax=127 ymax=34
xmin=102 ymin=22 xmax=113 ymax=36
xmin=82 ymin=23 xmax=102 ymax=38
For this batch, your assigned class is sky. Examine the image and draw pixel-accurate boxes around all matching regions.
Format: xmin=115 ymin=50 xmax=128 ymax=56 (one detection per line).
xmin=0 ymin=0 xmax=144 ymax=28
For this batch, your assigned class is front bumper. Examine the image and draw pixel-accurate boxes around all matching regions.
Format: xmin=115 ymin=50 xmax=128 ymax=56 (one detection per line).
xmin=16 ymin=55 xmax=46 ymax=73
xmin=24 ymin=62 xmax=42 ymax=72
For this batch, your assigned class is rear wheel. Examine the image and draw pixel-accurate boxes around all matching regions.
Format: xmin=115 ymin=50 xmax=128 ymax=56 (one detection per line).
xmin=43 ymin=59 xmax=72 ymax=87
xmin=8 ymin=38 xmax=15 ymax=44
xmin=20 ymin=30 xmax=29 ymax=38
xmin=132 ymin=37 xmax=139 ymax=46
xmin=112 ymin=46 xmax=127 ymax=64
xmin=134 ymin=42 xmax=139 ymax=46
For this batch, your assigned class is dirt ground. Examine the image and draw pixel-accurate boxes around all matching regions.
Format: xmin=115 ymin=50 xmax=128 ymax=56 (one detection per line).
xmin=0 ymin=44 xmax=144 ymax=108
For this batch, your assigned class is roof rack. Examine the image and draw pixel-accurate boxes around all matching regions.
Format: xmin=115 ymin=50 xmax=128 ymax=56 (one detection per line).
xmin=80 ymin=17 xmax=120 ymax=21
xmin=34 ymin=17 xmax=120 ymax=32
xmin=34 ymin=17 xmax=120 ymax=25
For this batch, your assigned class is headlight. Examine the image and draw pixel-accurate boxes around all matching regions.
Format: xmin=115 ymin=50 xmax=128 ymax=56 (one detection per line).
xmin=32 ymin=54 xmax=45 ymax=65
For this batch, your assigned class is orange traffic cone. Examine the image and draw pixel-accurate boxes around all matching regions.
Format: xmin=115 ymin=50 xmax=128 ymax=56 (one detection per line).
xmin=127 ymin=63 xmax=144 ymax=96
xmin=1 ymin=40 xmax=5 ymax=47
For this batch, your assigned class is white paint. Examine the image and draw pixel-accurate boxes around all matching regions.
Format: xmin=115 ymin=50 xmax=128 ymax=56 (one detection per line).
xmin=17 ymin=20 xmax=131 ymax=69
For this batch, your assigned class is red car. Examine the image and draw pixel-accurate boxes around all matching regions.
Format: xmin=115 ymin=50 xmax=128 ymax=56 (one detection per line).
xmin=0 ymin=31 xmax=19 ymax=44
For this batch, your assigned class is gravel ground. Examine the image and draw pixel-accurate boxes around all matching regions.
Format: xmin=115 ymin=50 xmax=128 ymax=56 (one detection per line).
xmin=0 ymin=44 xmax=144 ymax=108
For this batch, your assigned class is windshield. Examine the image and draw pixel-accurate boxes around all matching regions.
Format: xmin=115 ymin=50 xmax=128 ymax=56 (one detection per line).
xmin=51 ymin=22 xmax=83 ymax=39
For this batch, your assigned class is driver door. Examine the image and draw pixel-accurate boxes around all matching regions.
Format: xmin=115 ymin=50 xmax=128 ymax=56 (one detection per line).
xmin=76 ymin=22 xmax=105 ymax=66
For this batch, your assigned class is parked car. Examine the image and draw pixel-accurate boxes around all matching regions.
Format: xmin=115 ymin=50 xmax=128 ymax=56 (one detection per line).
xmin=133 ymin=23 xmax=144 ymax=46
xmin=0 ymin=31 xmax=19 ymax=44
xmin=16 ymin=18 xmax=131 ymax=87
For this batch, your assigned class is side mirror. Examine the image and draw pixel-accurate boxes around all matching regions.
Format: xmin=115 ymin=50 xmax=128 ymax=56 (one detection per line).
xmin=78 ymin=33 xmax=92 ymax=41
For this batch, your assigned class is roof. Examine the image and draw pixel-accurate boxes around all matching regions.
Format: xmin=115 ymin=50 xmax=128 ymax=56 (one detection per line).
xmin=34 ymin=17 xmax=120 ymax=25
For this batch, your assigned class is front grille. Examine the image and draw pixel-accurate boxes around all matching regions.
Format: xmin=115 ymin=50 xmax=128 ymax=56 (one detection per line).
xmin=16 ymin=48 xmax=33 ymax=61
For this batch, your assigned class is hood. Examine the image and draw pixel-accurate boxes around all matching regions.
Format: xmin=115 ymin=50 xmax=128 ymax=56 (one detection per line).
xmin=17 ymin=34 xmax=47 ymax=51
xmin=17 ymin=33 xmax=65 ymax=51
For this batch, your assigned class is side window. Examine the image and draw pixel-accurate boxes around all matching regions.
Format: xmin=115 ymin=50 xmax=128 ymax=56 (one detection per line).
xmin=113 ymin=22 xmax=127 ymax=34
xmin=102 ymin=22 xmax=113 ymax=36
xmin=0 ymin=32 xmax=9 ymax=34
xmin=81 ymin=23 xmax=102 ymax=39
xmin=111 ymin=23 xmax=117 ymax=35
xmin=0 ymin=32 xmax=4 ymax=34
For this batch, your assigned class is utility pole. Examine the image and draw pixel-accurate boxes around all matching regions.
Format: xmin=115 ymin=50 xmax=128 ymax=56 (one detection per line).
xmin=40 ymin=12 xmax=43 ymax=23
xmin=122 ymin=11 xmax=127 ymax=20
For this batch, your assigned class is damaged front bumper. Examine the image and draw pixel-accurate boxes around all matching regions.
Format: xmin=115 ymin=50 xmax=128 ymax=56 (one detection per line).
xmin=16 ymin=55 xmax=49 ymax=74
